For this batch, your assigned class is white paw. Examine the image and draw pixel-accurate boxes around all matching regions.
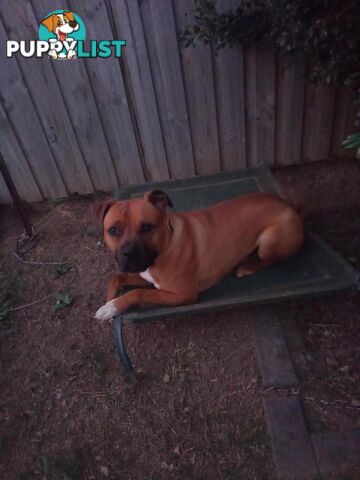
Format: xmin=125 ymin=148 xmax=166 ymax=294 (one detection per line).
xmin=95 ymin=300 xmax=118 ymax=321
xmin=48 ymin=50 xmax=58 ymax=59
xmin=67 ymin=49 xmax=77 ymax=60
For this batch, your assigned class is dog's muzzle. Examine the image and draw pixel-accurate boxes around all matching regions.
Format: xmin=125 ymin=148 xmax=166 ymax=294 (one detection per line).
xmin=116 ymin=241 xmax=157 ymax=273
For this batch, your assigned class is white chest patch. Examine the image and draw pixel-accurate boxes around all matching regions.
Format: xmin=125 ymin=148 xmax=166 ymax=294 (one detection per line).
xmin=140 ymin=269 xmax=160 ymax=289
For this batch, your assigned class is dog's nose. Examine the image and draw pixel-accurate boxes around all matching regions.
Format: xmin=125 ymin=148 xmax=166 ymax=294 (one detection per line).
xmin=69 ymin=20 xmax=77 ymax=28
xmin=121 ymin=242 xmax=137 ymax=260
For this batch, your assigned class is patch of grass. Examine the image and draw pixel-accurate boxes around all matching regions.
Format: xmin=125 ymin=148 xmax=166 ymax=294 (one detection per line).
xmin=0 ymin=297 xmax=10 ymax=324
xmin=36 ymin=450 xmax=88 ymax=480
xmin=54 ymin=263 xmax=72 ymax=279
xmin=53 ymin=291 xmax=73 ymax=311
xmin=0 ymin=260 xmax=23 ymax=321
xmin=47 ymin=192 xmax=97 ymax=205
xmin=86 ymin=351 xmax=107 ymax=375
xmin=30 ymin=367 xmax=57 ymax=395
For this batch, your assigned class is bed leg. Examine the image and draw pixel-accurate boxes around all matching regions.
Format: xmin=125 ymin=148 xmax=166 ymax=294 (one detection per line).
xmin=114 ymin=316 xmax=137 ymax=383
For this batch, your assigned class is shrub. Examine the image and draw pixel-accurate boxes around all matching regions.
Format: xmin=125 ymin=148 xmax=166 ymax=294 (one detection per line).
xmin=181 ymin=0 xmax=360 ymax=124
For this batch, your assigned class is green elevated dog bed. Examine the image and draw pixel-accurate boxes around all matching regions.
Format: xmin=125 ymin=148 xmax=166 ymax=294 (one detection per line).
xmin=113 ymin=167 xmax=358 ymax=382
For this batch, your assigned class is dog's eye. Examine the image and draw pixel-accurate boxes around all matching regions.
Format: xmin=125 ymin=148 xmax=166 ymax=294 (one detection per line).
xmin=108 ymin=226 xmax=121 ymax=236
xmin=140 ymin=223 xmax=154 ymax=234
xmin=57 ymin=20 xmax=62 ymax=25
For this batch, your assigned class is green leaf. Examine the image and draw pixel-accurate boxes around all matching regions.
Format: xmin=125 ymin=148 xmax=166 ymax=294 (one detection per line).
xmin=342 ymin=133 xmax=360 ymax=150
xmin=53 ymin=291 xmax=73 ymax=311
xmin=54 ymin=263 xmax=72 ymax=278
xmin=0 ymin=300 xmax=10 ymax=322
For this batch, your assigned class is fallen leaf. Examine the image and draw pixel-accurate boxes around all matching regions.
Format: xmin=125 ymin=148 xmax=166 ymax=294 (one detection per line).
xmin=339 ymin=365 xmax=350 ymax=373
xmin=99 ymin=466 xmax=109 ymax=477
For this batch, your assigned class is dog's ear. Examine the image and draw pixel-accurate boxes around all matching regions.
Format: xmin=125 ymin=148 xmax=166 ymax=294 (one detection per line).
xmin=41 ymin=14 xmax=57 ymax=33
xmin=145 ymin=190 xmax=173 ymax=210
xmin=64 ymin=11 xmax=75 ymax=22
xmin=93 ymin=199 xmax=115 ymax=227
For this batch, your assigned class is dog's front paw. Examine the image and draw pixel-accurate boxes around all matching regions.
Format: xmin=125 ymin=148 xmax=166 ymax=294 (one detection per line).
xmin=67 ymin=49 xmax=77 ymax=60
xmin=48 ymin=50 xmax=58 ymax=60
xmin=95 ymin=299 xmax=118 ymax=321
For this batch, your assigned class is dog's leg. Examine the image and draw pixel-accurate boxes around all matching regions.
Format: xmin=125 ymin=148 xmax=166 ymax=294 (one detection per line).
xmin=236 ymin=257 xmax=275 ymax=277
xmin=95 ymin=288 xmax=197 ymax=321
xmin=106 ymin=273 xmax=151 ymax=301
xmin=236 ymin=218 xmax=303 ymax=277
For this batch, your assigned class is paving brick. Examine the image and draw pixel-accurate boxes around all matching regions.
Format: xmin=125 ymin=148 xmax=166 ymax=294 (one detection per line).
xmin=312 ymin=428 xmax=360 ymax=475
xmin=263 ymin=395 xmax=318 ymax=480
xmin=253 ymin=311 xmax=299 ymax=388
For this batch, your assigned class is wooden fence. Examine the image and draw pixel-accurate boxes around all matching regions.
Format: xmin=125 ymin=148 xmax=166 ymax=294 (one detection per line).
xmin=0 ymin=0 xmax=356 ymax=204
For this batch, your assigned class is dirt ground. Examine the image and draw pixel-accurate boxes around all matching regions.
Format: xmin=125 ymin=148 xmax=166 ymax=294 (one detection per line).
xmin=0 ymin=193 xmax=273 ymax=477
xmin=0 ymin=159 xmax=359 ymax=479
xmin=274 ymin=160 xmax=360 ymax=433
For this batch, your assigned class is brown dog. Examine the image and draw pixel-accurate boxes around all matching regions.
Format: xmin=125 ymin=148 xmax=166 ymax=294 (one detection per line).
xmin=94 ymin=191 xmax=304 ymax=320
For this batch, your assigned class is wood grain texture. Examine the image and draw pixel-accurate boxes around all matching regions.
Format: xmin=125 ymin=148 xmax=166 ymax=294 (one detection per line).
xmin=0 ymin=0 xmax=356 ymax=204
xmin=245 ymin=41 xmax=276 ymax=167
xmin=174 ymin=0 xmax=220 ymax=175
xmin=0 ymin=101 xmax=42 ymax=203
xmin=1 ymin=0 xmax=93 ymax=195
xmin=68 ymin=0 xmax=145 ymax=185
xmin=0 ymin=14 xmax=67 ymax=198
xmin=0 ymin=174 xmax=12 ymax=205
xmin=303 ymin=84 xmax=335 ymax=162
xmin=214 ymin=0 xmax=246 ymax=171
xmin=276 ymin=55 xmax=306 ymax=166
xmin=141 ymin=0 xmax=195 ymax=179
xmin=30 ymin=0 xmax=118 ymax=191
xmin=110 ymin=0 xmax=169 ymax=182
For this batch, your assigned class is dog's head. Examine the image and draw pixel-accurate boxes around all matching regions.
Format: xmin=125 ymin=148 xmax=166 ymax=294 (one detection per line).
xmin=41 ymin=12 xmax=79 ymax=41
xmin=94 ymin=190 xmax=173 ymax=273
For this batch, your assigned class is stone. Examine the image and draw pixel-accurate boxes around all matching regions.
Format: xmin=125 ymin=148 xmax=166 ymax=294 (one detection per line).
xmin=263 ymin=395 xmax=318 ymax=479
xmin=253 ymin=311 xmax=299 ymax=388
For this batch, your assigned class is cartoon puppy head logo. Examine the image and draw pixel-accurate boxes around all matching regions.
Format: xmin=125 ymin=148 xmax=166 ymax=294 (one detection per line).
xmin=39 ymin=10 xmax=86 ymax=60
xmin=41 ymin=11 xmax=79 ymax=42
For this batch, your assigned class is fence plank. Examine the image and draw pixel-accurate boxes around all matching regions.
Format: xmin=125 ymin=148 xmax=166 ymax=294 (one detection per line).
xmin=0 ymin=0 xmax=357 ymax=204
xmin=140 ymin=0 xmax=195 ymax=178
xmin=1 ymin=1 xmax=93 ymax=196
xmin=245 ymin=41 xmax=276 ymax=167
xmin=108 ymin=0 xmax=169 ymax=182
xmin=174 ymin=0 xmax=221 ymax=175
xmin=330 ymin=89 xmax=357 ymax=160
xmin=302 ymin=84 xmax=335 ymax=162
xmin=0 ymin=101 xmax=42 ymax=203
xmin=30 ymin=0 xmax=119 ymax=191
xmin=0 ymin=16 xmax=67 ymax=198
xmin=276 ymin=56 xmax=306 ymax=166
xmin=68 ymin=0 xmax=145 ymax=185
xmin=214 ymin=0 xmax=246 ymax=171
xmin=0 ymin=175 xmax=12 ymax=205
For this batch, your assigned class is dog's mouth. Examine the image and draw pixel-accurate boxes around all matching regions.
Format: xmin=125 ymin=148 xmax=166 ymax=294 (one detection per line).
xmin=58 ymin=30 xmax=67 ymax=42
xmin=117 ymin=259 xmax=155 ymax=274
xmin=116 ymin=249 xmax=158 ymax=274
